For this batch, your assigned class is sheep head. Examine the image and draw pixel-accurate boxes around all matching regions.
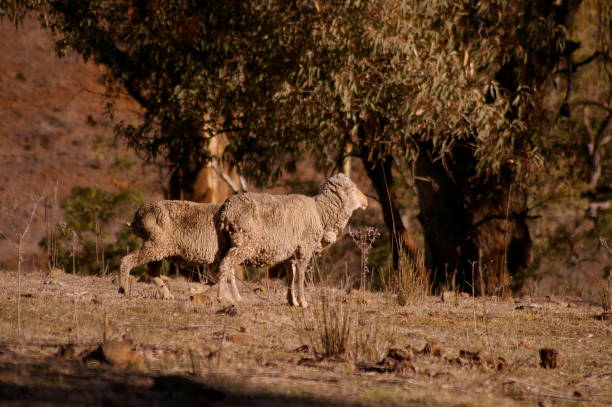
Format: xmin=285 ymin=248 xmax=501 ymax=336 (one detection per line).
xmin=319 ymin=173 xmax=368 ymax=213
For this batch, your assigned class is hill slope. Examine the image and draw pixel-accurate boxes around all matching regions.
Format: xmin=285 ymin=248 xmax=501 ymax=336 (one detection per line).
xmin=0 ymin=18 xmax=160 ymax=269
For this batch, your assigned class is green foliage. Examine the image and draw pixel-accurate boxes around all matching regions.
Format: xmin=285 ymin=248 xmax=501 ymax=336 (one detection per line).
xmin=3 ymin=0 xmax=604 ymax=189
xmin=39 ymin=186 xmax=144 ymax=275
xmin=4 ymin=0 xmax=610 ymax=291
xmin=2 ymin=0 xmax=565 ymax=180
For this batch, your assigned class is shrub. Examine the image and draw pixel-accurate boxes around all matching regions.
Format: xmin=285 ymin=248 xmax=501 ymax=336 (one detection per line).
xmin=40 ymin=186 xmax=144 ymax=275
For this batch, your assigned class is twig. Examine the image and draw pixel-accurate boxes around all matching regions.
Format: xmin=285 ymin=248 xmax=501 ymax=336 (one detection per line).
xmin=17 ymin=194 xmax=44 ymax=342
xmin=118 ymin=323 xmax=243 ymax=332
xmin=216 ymin=314 xmax=228 ymax=370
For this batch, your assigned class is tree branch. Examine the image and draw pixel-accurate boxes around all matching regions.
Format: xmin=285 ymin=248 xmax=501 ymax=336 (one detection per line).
xmin=210 ymin=160 xmax=243 ymax=194
xmin=571 ymin=100 xmax=611 ymax=112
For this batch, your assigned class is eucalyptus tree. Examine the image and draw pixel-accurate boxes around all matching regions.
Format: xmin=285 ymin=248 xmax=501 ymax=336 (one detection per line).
xmin=3 ymin=0 xmax=607 ymax=294
xmin=240 ymin=0 xmax=590 ymax=294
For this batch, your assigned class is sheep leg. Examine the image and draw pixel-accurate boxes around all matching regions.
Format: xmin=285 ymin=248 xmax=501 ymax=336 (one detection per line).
xmin=296 ymin=257 xmax=311 ymax=308
xmin=118 ymin=244 xmax=166 ymax=297
xmin=149 ymin=261 xmax=173 ymax=300
xmin=286 ymin=261 xmax=299 ymax=307
xmin=217 ymin=247 xmax=246 ymax=303
xmin=228 ymin=267 xmax=243 ymax=302
xmin=119 ymin=252 xmax=138 ymax=296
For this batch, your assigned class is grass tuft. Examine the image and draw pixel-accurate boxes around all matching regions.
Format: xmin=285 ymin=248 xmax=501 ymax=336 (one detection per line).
xmin=381 ymin=245 xmax=429 ymax=306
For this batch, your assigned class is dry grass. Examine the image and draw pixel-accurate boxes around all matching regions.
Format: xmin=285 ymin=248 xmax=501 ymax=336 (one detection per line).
xmin=380 ymin=247 xmax=430 ymax=306
xmin=0 ymin=270 xmax=611 ymax=406
xmin=299 ymin=288 xmax=386 ymax=364
xmin=599 ymin=277 xmax=611 ymax=312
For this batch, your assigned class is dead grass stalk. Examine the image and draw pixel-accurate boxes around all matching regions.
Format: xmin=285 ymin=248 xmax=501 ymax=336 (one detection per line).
xmin=380 ymin=242 xmax=429 ymax=306
xmin=301 ymin=290 xmax=386 ymax=363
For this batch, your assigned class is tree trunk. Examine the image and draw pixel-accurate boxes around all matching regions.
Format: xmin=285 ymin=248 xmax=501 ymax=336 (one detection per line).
xmin=360 ymin=155 xmax=420 ymax=270
xmin=358 ymin=112 xmax=423 ymax=277
xmin=168 ymin=163 xmax=203 ymax=201
xmin=414 ymin=144 xmax=531 ymax=295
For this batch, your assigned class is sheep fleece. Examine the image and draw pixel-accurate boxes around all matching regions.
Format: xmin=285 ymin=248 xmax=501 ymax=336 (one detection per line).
xmin=131 ymin=200 xmax=219 ymax=265
xmin=215 ymin=191 xmax=351 ymax=267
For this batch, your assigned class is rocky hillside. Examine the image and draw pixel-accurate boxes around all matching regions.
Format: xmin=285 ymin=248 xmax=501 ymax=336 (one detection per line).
xmin=0 ymin=18 xmax=160 ymax=269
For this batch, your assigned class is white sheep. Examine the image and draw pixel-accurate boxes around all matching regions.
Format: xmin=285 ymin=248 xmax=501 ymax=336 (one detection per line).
xmin=118 ymin=201 xmax=241 ymax=299
xmin=214 ymin=173 xmax=368 ymax=307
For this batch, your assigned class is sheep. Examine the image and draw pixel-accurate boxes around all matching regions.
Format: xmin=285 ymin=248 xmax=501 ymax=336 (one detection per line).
xmin=118 ymin=200 xmax=240 ymax=299
xmin=214 ymin=173 xmax=368 ymax=307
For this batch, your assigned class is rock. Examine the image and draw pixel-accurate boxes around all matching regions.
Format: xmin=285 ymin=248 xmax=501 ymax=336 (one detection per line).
xmin=421 ymin=341 xmax=442 ymax=357
xmin=539 ymin=348 xmax=564 ymax=369
xmin=357 ymin=347 xmax=416 ymax=375
xmin=43 ymin=279 xmax=64 ymax=286
xmin=102 ymin=341 xmax=145 ymax=369
xmin=293 ymin=344 xmax=310 ymax=353
xmin=56 ymin=344 xmax=78 ymax=360
xmin=216 ymin=305 xmax=239 ymax=316
xmin=190 ymin=293 xmax=212 ymax=304
xmin=48 ymin=268 xmax=64 ymax=277
xmin=441 ymin=291 xmax=457 ymax=303
xmin=515 ymin=303 xmax=542 ymax=310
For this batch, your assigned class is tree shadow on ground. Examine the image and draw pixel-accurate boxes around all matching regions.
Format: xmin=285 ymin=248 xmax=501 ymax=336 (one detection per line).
xmin=0 ymin=361 xmax=371 ymax=407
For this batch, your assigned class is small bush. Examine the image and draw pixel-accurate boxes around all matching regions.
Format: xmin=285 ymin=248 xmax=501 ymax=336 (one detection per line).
xmin=380 ymin=245 xmax=429 ymax=306
xmin=40 ymin=186 xmax=144 ymax=275
xmin=300 ymin=291 xmax=386 ymax=363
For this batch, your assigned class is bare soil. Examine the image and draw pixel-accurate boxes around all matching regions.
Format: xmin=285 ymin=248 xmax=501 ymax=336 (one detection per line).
xmin=0 ymin=270 xmax=610 ymax=406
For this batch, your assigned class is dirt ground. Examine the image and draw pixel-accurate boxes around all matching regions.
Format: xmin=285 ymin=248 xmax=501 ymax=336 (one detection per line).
xmin=0 ymin=270 xmax=610 ymax=406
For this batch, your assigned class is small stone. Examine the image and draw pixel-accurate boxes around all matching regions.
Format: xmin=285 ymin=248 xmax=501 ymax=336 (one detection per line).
xmin=48 ymin=268 xmax=64 ymax=277
xmin=293 ymin=344 xmax=310 ymax=353
xmin=539 ymin=348 xmax=564 ymax=368
xmin=441 ymin=291 xmax=457 ymax=303
xmin=387 ymin=347 xmax=413 ymax=362
xmin=57 ymin=344 xmax=78 ymax=360
xmin=43 ymin=279 xmax=64 ymax=286
xmin=496 ymin=357 xmax=509 ymax=371
xmin=515 ymin=303 xmax=542 ymax=310
xmin=102 ymin=341 xmax=145 ymax=369
xmin=216 ymin=305 xmax=239 ymax=316
xmin=421 ymin=341 xmax=442 ymax=357
xmin=190 ymin=293 xmax=212 ymax=304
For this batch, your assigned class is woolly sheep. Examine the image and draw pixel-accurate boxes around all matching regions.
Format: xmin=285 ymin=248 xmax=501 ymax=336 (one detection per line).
xmin=214 ymin=173 xmax=368 ymax=307
xmin=118 ymin=201 xmax=242 ymax=299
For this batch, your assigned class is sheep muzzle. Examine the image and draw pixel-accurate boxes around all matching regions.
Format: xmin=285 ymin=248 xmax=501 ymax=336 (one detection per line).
xmin=354 ymin=189 xmax=368 ymax=210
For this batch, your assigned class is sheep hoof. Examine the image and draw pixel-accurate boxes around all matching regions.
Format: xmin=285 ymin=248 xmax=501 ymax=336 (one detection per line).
xmin=298 ymin=300 xmax=309 ymax=308
xmin=152 ymin=277 xmax=172 ymax=300
xmin=287 ymin=290 xmax=299 ymax=307
xmin=118 ymin=287 xmax=130 ymax=297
